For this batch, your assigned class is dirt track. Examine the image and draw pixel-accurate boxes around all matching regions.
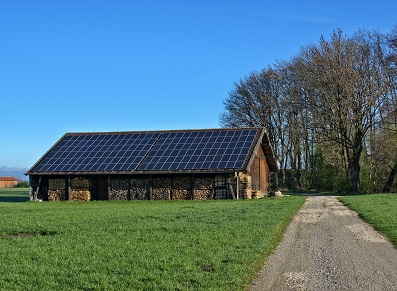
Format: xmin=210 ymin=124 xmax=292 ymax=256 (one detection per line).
xmin=251 ymin=195 xmax=397 ymax=291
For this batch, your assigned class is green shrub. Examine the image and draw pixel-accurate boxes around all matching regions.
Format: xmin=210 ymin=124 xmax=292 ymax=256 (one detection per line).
xmin=14 ymin=181 xmax=29 ymax=188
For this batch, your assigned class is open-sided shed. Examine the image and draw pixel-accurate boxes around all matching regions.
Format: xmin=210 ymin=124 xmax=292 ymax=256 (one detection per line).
xmin=26 ymin=127 xmax=277 ymax=201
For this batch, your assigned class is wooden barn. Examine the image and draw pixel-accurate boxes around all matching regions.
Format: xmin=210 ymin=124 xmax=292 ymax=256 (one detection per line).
xmin=26 ymin=128 xmax=277 ymax=201
xmin=0 ymin=176 xmax=18 ymax=188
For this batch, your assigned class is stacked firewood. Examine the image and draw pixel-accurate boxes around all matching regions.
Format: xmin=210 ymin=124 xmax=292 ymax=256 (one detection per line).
xmin=71 ymin=177 xmax=91 ymax=201
xmin=194 ymin=177 xmax=214 ymax=200
xmin=48 ymin=178 xmax=66 ymax=190
xmin=110 ymin=178 xmax=129 ymax=200
xmin=48 ymin=189 xmax=67 ymax=201
xmin=237 ymin=174 xmax=251 ymax=199
xmin=70 ymin=190 xmax=91 ymax=201
xmin=152 ymin=177 xmax=171 ymax=200
xmin=194 ymin=189 xmax=213 ymax=200
xmin=130 ymin=177 xmax=148 ymax=200
xmin=48 ymin=178 xmax=67 ymax=201
xmin=172 ymin=176 xmax=191 ymax=200
xmin=71 ymin=177 xmax=90 ymax=189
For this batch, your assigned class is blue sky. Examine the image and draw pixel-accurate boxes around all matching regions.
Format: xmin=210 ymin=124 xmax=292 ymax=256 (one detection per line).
xmin=1 ymin=0 xmax=396 ymax=174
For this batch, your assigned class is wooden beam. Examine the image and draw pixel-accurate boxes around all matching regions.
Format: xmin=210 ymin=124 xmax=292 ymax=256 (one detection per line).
xmin=191 ymin=174 xmax=195 ymax=200
xmin=148 ymin=175 xmax=153 ymax=200
xmin=227 ymin=176 xmax=236 ymax=199
xmin=107 ymin=176 xmax=111 ymax=201
xmin=67 ymin=176 xmax=71 ymax=201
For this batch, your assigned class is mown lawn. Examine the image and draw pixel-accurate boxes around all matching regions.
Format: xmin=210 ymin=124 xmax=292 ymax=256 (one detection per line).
xmin=0 ymin=193 xmax=305 ymax=290
xmin=339 ymin=194 xmax=397 ymax=247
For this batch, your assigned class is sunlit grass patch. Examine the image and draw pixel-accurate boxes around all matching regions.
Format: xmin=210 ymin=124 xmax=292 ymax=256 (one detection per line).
xmin=0 ymin=196 xmax=305 ymax=290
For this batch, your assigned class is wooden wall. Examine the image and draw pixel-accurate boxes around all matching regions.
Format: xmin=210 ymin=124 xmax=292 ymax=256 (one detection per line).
xmin=0 ymin=180 xmax=18 ymax=188
xmin=245 ymin=146 xmax=270 ymax=198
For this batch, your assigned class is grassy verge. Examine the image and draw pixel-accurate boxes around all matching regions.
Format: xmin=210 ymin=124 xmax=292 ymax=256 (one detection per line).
xmin=339 ymin=194 xmax=397 ymax=247
xmin=0 ymin=188 xmax=29 ymax=202
xmin=0 ymin=195 xmax=305 ymax=290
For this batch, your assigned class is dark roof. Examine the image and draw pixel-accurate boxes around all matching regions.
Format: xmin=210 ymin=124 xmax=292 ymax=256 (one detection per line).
xmin=26 ymin=127 xmax=277 ymax=175
xmin=0 ymin=176 xmax=18 ymax=181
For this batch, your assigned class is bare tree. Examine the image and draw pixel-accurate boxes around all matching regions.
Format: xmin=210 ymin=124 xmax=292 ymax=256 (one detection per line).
xmin=220 ymin=68 xmax=288 ymax=187
xmin=295 ymin=29 xmax=391 ymax=192
xmin=382 ymin=24 xmax=397 ymax=192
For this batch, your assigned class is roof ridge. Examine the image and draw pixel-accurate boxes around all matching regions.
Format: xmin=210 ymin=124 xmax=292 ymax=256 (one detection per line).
xmin=63 ymin=127 xmax=263 ymax=136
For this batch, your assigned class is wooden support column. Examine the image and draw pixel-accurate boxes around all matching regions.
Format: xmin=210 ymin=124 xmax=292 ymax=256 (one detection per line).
xmin=191 ymin=174 xmax=195 ymax=200
xmin=170 ymin=176 xmax=173 ymax=200
xmin=148 ymin=175 xmax=153 ymax=200
xmin=33 ymin=176 xmax=42 ymax=201
xmin=67 ymin=176 xmax=71 ymax=201
xmin=128 ymin=178 xmax=131 ymax=200
xmin=227 ymin=176 xmax=236 ymax=199
xmin=107 ymin=175 xmax=111 ymax=201
xmin=29 ymin=186 xmax=33 ymax=201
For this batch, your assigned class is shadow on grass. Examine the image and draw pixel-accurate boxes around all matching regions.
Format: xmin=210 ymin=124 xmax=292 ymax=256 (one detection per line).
xmin=283 ymin=190 xmax=340 ymax=196
xmin=0 ymin=196 xmax=30 ymax=202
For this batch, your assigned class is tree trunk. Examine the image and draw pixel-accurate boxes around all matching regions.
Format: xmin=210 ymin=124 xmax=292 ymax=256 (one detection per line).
xmin=383 ymin=158 xmax=397 ymax=193
xmin=348 ymin=156 xmax=360 ymax=193
xmin=347 ymin=131 xmax=364 ymax=193
xmin=296 ymin=150 xmax=303 ymax=189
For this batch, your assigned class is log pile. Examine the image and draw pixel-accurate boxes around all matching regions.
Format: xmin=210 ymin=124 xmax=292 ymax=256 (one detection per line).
xmin=48 ymin=178 xmax=66 ymax=190
xmin=172 ymin=189 xmax=191 ymax=200
xmin=152 ymin=177 xmax=171 ymax=200
xmin=172 ymin=176 xmax=191 ymax=200
xmin=130 ymin=177 xmax=148 ymax=200
xmin=48 ymin=178 xmax=67 ymax=201
xmin=110 ymin=178 xmax=129 ymax=200
xmin=71 ymin=177 xmax=90 ymax=189
xmin=237 ymin=174 xmax=251 ymax=199
xmin=71 ymin=177 xmax=91 ymax=201
xmin=48 ymin=189 xmax=67 ymax=201
xmin=194 ymin=177 xmax=214 ymax=200
xmin=70 ymin=190 xmax=91 ymax=201
xmin=194 ymin=189 xmax=213 ymax=200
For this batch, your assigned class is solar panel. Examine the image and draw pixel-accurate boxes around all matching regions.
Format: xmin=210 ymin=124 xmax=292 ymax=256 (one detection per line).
xmin=31 ymin=133 xmax=161 ymax=173
xmin=137 ymin=129 xmax=258 ymax=171
xmin=29 ymin=128 xmax=261 ymax=173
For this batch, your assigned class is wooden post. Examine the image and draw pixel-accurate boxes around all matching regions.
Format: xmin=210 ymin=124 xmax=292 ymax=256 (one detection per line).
xmin=128 ymin=178 xmax=131 ymax=200
xmin=148 ymin=175 xmax=153 ymax=200
xmin=170 ymin=176 xmax=173 ymax=200
xmin=33 ymin=176 xmax=42 ymax=201
xmin=29 ymin=186 xmax=33 ymax=201
xmin=191 ymin=174 xmax=195 ymax=200
xmin=107 ymin=176 xmax=111 ymax=201
xmin=67 ymin=176 xmax=71 ymax=201
xmin=227 ymin=176 xmax=236 ymax=199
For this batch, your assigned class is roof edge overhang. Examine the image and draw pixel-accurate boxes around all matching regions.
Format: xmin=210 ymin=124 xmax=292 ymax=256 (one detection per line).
xmin=26 ymin=169 xmax=247 ymax=176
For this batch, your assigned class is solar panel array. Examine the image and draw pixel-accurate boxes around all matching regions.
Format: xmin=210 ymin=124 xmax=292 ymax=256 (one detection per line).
xmin=30 ymin=129 xmax=260 ymax=173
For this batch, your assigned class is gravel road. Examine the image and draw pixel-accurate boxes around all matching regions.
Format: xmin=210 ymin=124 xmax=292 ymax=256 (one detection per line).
xmin=251 ymin=195 xmax=397 ymax=291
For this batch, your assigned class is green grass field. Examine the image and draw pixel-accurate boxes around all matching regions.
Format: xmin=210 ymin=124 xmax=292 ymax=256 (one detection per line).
xmin=339 ymin=194 xmax=397 ymax=247
xmin=0 ymin=190 xmax=305 ymax=290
